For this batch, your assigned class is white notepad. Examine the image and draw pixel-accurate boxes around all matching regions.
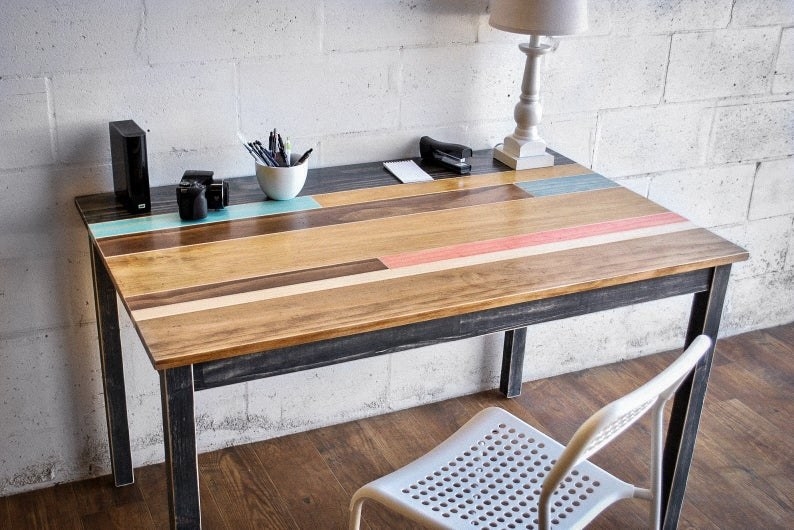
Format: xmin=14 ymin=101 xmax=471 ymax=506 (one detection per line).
xmin=383 ymin=160 xmax=434 ymax=183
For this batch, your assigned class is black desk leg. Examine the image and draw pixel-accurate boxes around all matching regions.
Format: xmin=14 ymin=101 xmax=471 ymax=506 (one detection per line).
xmin=160 ymin=365 xmax=201 ymax=530
xmin=90 ymin=240 xmax=134 ymax=486
xmin=662 ymin=264 xmax=731 ymax=529
xmin=500 ymin=327 xmax=527 ymax=398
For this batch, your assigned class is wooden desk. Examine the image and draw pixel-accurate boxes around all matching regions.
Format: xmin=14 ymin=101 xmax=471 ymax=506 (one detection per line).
xmin=75 ymin=150 xmax=746 ymax=529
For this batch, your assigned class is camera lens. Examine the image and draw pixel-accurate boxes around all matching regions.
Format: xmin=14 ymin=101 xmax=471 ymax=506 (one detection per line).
xmin=206 ymin=181 xmax=229 ymax=210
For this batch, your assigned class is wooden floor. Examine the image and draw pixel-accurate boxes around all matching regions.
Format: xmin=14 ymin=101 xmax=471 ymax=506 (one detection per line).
xmin=2 ymin=324 xmax=792 ymax=529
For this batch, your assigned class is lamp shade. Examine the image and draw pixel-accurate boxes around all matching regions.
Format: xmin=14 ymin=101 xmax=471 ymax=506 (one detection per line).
xmin=489 ymin=0 xmax=588 ymax=36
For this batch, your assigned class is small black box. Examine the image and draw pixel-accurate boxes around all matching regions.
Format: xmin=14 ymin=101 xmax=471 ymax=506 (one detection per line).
xmin=109 ymin=120 xmax=151 ymax=214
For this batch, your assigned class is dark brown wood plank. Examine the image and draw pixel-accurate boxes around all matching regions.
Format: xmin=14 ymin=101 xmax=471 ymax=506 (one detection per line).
xmin=0 ymin=495 xmax=8 ymax=529
xmin=308 ymin=417 xmax=401 ymax=490
xmin=131 ymin=460 xmax=228 ymax=529
xmin=131 ymin=463 xmax=169 ymax=529
xmin=249 ymin=432 xmax=350 ymax=529
xmin=766 ymin=322 xmax=794 ymax=346
xmin=3 ymin=484 xmax=83 ymax=529
xmin=708 ymin=330 xmax=794 ymax=432
xmin=200 ymin=445 xmax=294 ymax=529
xmin=308 ymin=414 xmax=423 ymax=529
xmin=81 ymin=501 xmax=155 ymax=529
xmin=693 ymin=398 xmax=794 ymax=521
xmin=70 ymin=474 xmax=144 ymax=517
xmin=126 ymin=259 xmax=387 ymax=311
xmin=359 ymin=408 xmax=444 ymax=469
xmin=406 ymin=397 xmax=483 ymax=444
xmin=688 ymin=457 xmax=789 ymax=527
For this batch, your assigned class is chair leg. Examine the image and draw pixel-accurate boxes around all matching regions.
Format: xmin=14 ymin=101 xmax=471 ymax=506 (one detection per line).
xmin=650 ymin=401 xmax=665 ymax=530
xmin=349 ymin=498 xmax=365 ymax=530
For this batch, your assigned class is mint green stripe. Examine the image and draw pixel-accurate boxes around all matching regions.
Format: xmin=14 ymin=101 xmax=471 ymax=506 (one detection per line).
xmin=517 ymin=173 xmax=619 ymax=197
xmin=89 ymin=196 xmax=322 ymax=239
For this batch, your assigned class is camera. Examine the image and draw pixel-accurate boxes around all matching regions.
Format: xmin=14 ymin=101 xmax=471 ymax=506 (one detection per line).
xmin=176 ymin=170 xmax=229 ymax=220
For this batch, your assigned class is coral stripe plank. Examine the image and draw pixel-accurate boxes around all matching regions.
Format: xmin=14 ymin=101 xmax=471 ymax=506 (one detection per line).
xmin=380 ymin=212 xmax=686 ymax=268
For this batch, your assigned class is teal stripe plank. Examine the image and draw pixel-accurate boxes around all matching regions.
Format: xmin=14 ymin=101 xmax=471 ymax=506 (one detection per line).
xmin=517 ymin=173 xmax=619 ymax=197
xmin=89 ymin=196 xmax=322 ymax=239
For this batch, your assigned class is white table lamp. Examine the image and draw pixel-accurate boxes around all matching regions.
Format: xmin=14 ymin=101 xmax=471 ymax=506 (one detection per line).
xmin=490 ymin=0 xmax=588 ymax=169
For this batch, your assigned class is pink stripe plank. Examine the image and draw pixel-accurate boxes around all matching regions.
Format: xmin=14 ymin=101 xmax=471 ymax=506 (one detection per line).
xmin=380 ymin=212 xmax=686 ymax=269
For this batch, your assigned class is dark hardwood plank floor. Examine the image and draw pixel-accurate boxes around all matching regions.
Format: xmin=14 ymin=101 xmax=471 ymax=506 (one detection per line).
xmin=2 ymin=324 xmax=792 ymax=529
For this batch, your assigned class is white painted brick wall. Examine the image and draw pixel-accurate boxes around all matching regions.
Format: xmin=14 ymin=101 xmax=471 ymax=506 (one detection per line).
xmin=544 ymin=35 xmax=669 ymax=113
xmin=774 ymin=28 xmax=794 ymax=93
xmin=239 ymin=50 xmax=401 ymax=138
xmin=0 ymin=79 xmax=53 ymax=169
xmin=52 ymin=63 xmax=238 ymax=165
xmin=0 ymin=2 xmax=145 ymax=76
xmin=717 ymin=216 xmax=794 ymax=279
xmin=144 ymin=3 xmax=323 ymax=64
xmin=0 ymin=0 xmax=792 ymax=496
xmin=710 ymin=99 xmax=794 ymax=164
xmin=400 ymin=44 xmax=518 ymax=128
xmin=325 ymin=0 xmax=482 ymax=51
xmin=731 ymin=0 xmax=794 ymax=27
xmin=749 ymin=158 xmax=794 ymax=220
xmin=593 ymin=103 xmax=712 ymax=177
xmin=787 ymin=227 xmax=794 ymax=271
xmin=609 ymin=0 xmax=733 ymax=33
xmin=647 ymin=165 xmax=756 ymax=228
xmin=666 ymin=28 xmax=779 ymax=102
xmin=723 ymin=269 xmax=794 ymax=331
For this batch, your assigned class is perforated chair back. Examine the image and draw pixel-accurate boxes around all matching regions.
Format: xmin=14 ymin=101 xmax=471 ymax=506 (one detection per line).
xmin=540 ymin=334 xmax=712 ymax=529
xmin=349 ymin=335 xmax=712 ymax=530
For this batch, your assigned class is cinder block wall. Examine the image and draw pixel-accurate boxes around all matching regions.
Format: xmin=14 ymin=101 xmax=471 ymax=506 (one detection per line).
xmin=1 ymin=1 xmax=791 ymax=495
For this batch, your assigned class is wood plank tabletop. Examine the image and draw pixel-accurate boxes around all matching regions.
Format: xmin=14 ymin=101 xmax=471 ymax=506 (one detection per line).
xmin=76 ymin=151 xmax=747 ymax=370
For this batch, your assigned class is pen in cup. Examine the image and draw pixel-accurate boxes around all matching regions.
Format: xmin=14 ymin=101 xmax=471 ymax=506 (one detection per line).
xmin=240 ymin=131 xmax=311 ymax=168
xmin=296 ymin=148 xmax=313 ymax=166
xmin=277 ymin=134 xmax=288 ymax=166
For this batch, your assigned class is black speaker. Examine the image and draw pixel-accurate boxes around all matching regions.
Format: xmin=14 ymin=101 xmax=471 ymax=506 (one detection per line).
xmin=109 ymin=120 xmax=151 ymax=214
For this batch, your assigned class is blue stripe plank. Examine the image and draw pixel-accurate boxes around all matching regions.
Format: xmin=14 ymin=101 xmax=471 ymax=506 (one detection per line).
xmin=516 ymin=173 xmax=619 ymax=197
xmin=89 ymin=196 xmax=322 ymax=239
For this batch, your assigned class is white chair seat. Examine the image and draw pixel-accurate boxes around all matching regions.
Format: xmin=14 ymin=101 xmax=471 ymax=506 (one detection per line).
xmin=350 ymin=407 xmax=635 ymax=529
xmin=350 ymin=335 xmax=713 ymax=530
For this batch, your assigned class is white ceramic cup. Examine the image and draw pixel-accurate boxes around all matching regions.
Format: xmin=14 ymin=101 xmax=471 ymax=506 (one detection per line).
xmin=255 ymin=156 xmax=308 ymax=200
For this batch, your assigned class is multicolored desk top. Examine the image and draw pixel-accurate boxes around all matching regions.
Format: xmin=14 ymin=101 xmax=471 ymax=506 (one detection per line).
xmin=76 ymin=152 xmax=747 ymax=370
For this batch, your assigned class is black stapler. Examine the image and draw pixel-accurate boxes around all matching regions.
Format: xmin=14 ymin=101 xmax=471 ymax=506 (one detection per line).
xmin=420 ymin=136 xmax=473 ymax=175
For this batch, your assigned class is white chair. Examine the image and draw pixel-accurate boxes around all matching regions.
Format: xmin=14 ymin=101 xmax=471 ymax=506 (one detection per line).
xmin=349 ymin=335 xmax=712 ymax=530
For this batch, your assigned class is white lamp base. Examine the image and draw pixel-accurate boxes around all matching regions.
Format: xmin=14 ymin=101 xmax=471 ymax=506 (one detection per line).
xmin=494 ymin=145 xmax=554 ymax=170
